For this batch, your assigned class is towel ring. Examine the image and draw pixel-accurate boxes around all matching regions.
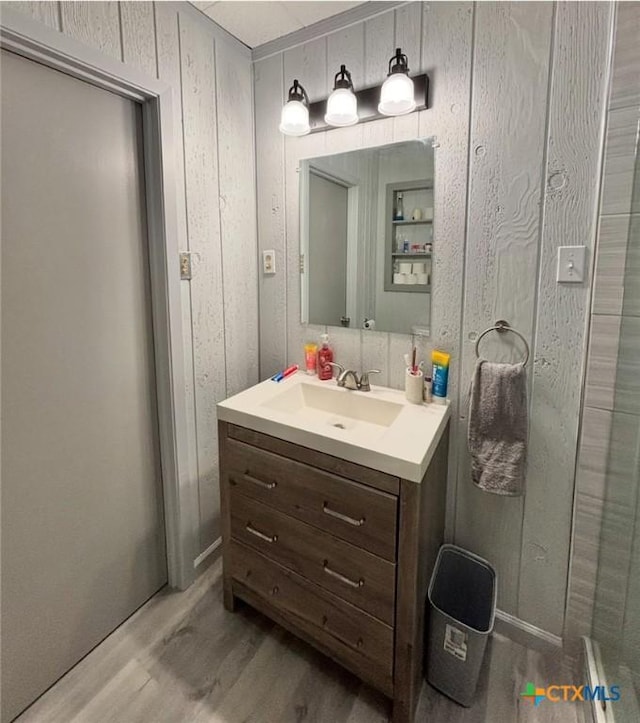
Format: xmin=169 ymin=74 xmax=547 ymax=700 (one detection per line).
xmin=474 ymin=320 xmax=530 ymax=366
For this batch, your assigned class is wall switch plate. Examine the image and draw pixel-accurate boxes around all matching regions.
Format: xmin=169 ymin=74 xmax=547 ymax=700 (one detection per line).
xmin=263 ymin=250 xmax=276 ymax=274
xmin=557 ymin=245 xmax=586 ymax=283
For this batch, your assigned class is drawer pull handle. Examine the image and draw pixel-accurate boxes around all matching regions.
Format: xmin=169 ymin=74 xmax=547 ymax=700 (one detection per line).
xmin=246 ymin=523 xmax=278 ymax=543
xmin=323 ymin=503 xmax=365 ymax=527
xmin=243 ymin=473 xmax=277 ymax=490
xmin=323 ymin=561 xmax=364 ymax=588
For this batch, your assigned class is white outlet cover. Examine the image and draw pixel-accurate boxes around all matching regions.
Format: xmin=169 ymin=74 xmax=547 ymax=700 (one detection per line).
xmin=557 ymin=245 xmax=586 ymax=283
xmin=263 ymin=249 xmax=276 ymax=275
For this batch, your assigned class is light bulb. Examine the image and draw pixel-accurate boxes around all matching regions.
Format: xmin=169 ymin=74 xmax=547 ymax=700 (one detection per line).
xmin=324 ymin=88 xmax=358 ymax=127
xmin=279 ymin=99 xmax=310 ymax=136
xmin=378 ymin=73 xmax=416 ymax=116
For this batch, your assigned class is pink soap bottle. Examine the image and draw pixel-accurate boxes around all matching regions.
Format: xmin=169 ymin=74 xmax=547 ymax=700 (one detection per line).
xmin=317 ymin=333 xmax=334 ymax=381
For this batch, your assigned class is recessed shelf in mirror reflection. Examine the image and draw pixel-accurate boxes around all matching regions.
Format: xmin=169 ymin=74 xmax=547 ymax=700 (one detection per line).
xmin=299 ymin=138 xmax=435 ymax=336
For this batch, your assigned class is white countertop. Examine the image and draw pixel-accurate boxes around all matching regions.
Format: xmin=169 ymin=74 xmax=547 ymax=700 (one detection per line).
xmin=216 ymin=372 xmax=450 ymax=483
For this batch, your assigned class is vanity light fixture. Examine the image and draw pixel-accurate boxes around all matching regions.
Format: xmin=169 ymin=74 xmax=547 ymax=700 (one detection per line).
xmin=280 ymin=50 xmax=429 ymax=135
xmin=324 ymin=64 xmax=358 ymax=127
xmin=378 ymin=48 xmax=416 ymax=116
xmin=279 ymin=79 xmax=310 ymax=136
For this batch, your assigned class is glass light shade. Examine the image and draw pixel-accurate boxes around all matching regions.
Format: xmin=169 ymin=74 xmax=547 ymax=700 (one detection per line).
xmin=378 ymin=73 xmax=416 ymax=116
xmin=324 ymin=87 xmax=358 ymax=127
xmin=279 ymin=99 xmax=310 ymax=136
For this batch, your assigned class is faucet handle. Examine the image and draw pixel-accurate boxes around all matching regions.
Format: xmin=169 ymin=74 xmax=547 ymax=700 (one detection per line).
xmin=359 ymin=369 xmax=381 ymax=391
xmin=328 ymin=362 xmax=345 ymax=379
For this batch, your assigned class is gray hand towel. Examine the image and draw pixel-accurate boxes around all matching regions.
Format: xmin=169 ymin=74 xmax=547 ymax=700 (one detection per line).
xmin=468 ymin=360 xmax=528 ymax=496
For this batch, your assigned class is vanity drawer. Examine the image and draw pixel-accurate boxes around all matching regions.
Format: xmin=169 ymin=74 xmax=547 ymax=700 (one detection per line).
xmin=225 ymin=438 xmax=397 ymax=561
xmin=230 ymin=492 xmax=395 ymax=625
xmin=227 ymin=424 xmax=399 ymax=494
xmin=230 ymin=541 xmax=393 ymax=693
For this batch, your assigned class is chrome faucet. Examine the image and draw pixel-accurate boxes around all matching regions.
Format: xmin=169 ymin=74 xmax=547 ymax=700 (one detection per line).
xmin=329 ymin=363 xmax=381 ymax=392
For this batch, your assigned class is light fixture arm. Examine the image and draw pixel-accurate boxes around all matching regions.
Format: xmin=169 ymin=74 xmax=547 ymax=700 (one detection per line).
xmin=388 ymin=48 xmax=410 ymax=75
xmin=332 ymin=64 xmax=354 ymax=91
xmin=287 ymin=78 xmax=309 ymax=106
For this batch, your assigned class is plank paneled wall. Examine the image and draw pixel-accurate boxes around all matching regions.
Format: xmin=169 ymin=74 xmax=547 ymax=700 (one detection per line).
xmin=254 ymin=1 xmax=613 ymax=637
xmin=9 ymin=1 xmax=259 ymax=558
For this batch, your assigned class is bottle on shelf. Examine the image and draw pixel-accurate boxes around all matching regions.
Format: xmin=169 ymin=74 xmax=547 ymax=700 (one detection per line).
xmin=394 ymin=192 xmax=404 ymax=221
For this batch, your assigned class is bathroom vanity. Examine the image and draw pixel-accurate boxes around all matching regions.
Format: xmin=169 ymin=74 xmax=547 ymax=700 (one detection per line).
xmin=217 ymin=373 xmax=450 ymax=722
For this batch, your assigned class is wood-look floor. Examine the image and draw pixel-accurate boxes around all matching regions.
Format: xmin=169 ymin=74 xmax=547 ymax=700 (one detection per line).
xmin=16 ymin=559 xmax=582 ymax=723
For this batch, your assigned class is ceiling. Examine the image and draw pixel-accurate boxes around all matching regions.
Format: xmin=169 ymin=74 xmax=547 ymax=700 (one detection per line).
xmin=190 ymin=1 xmax=366 ymax=49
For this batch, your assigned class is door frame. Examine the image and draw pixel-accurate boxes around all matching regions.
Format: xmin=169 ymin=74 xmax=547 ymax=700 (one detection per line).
xmin=0 ymin=8 xmax=198 ymax=589
xmin=300 ymin=162 xmax=360 ymax=327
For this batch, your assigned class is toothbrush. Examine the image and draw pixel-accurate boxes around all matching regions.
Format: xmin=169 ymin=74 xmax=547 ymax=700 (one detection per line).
xmin=404 ymin=351 xmax=422 ymax=375
xmin=280 ymin=364 xmax=299 ymax=381
xmin=273 ymin=364 xmax=298 ymax=382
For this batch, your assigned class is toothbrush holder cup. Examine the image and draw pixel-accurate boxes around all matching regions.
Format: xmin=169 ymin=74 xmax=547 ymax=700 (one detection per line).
xmin=405 ymin=368 xmax=424 ymax=404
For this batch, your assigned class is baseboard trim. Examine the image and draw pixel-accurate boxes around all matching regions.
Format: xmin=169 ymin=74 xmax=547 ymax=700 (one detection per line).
xmin=193 ymin=537 xmax=222 ymax=571
xmin=494 ymin=609 xmax=563 ymax=654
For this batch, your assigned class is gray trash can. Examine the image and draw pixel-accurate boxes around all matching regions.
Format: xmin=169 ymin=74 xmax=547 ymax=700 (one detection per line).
xmin=426 ymin=544 xmax=497 ymax=707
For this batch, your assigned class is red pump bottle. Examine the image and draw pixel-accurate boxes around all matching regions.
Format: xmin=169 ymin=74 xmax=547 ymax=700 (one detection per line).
xmin=317 ymin=334 xmax=334 ymax=381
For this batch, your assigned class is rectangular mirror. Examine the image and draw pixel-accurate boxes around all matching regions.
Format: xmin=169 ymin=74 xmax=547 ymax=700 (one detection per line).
xmin=300 ymin=138 xmax=434 ymax=335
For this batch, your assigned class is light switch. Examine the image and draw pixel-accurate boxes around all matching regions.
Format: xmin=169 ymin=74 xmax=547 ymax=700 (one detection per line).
xmin=557 ymin=246 xmax=586 ymax=283
xmin=263 ymin=250 xmax=276 ymax=275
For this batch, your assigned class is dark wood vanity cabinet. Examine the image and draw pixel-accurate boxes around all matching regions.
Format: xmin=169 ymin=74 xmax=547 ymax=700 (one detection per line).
xmin=218 ymin=420 xmax=449 ymax=723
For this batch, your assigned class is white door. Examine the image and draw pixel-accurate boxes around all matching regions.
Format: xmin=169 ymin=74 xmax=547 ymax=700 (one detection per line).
xmin=1 ymin=50 xmax=167 ymax=721
xmin=308 ymin=171 xmax=348 ymax=326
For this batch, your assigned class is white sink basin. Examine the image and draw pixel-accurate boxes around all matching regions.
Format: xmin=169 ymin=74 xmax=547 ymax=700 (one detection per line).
xmin=217 ymin=372 xmax=450 ymax=482
xmin=261 ymin=381 xmax=403 ymax=429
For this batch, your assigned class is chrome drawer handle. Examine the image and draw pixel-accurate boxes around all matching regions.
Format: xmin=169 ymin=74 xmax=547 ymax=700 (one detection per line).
xmin=323 ymin=503 xmax=365 ymax=527
xmin=323 ymin=561 xmax=364 ymax=588
xmin=246 ymin=523 xmax=278 ymax=543
xmin=243 ymin=472 xmax=277 ymax=490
